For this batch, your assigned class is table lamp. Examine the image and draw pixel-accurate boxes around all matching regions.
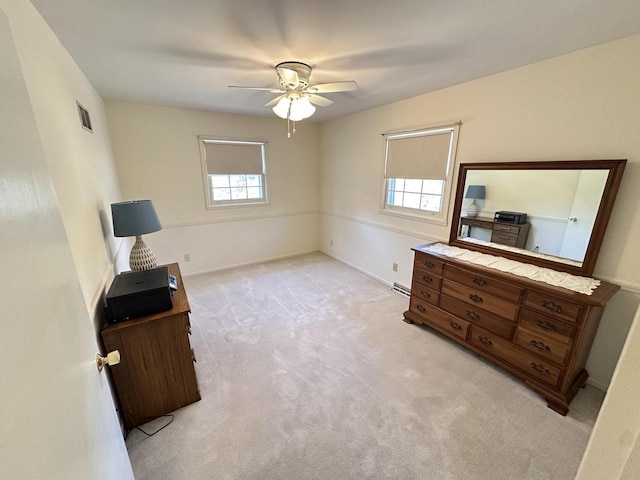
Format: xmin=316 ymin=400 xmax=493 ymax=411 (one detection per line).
xmin=111 ymin=200 xmax=162 ymax=271
xmin=465 ymin=185 xmax=485 ymax=217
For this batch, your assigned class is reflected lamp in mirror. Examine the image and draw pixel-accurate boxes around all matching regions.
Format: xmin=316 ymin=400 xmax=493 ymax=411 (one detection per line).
xmin=465 ymin=185 xmax=485 ymax=217
xmin=111 ymin=200 xmax=162 ymax=271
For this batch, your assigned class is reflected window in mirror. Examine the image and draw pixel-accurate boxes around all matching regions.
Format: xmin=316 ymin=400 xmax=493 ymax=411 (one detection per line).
xmin=381 ymin=123 xmax=460 ymax=224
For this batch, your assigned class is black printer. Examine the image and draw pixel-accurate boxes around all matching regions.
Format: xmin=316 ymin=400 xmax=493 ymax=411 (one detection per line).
xmin=105 ymin=267 xmax=173 ymax=323
xmin=494 ymin=211 xmax=527 ymax=224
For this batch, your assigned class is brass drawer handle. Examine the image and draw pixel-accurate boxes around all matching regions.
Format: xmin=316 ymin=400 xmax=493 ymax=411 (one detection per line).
xmin=449 ymin=321 xmax=462 ymax=331
xmin=530 ymin=340 xmax=551 ymax=353
xmin=466 ymin=311 xmax=480 ymax=320
xmin=496 ymin=235 xmax=511 ymax=240
xmin=541 ymin=300 xmax=563 ymax=313
xmin=422 ymin=275 xmax=433 ymax=283
xmin=416 ymin=304 xmax=426 ymax=312
xmin=478 ymin=336 xmax=493 ymax=347
xmin=424 ymin=261 xmax=435 ymax=268
xmin=473 ymin=277 xmax=487 ymax=287
xmin=536 ymin=320 xmax=556 ymax=332
xmin=530 ymin=363 xmax=550 ymax=376
xmin=469 ymin=294 xmax=483 ymax=303
xmin=420 ymin=290 xmax=431 ymax=299
xmin=191 ymin=348 xmax=197 ymax=363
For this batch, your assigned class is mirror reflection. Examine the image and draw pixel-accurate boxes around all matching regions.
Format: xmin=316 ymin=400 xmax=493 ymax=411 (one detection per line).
xmin=457 ymin=169 xmax=609 ymax=265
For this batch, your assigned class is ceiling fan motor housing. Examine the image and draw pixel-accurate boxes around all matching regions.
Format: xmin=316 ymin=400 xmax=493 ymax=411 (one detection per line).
xmin=276 ymin=61 xmax=312 ymax=89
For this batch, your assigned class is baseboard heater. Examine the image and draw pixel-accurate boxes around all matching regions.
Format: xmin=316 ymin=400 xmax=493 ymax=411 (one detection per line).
xmin=392 ymin=282 xmax=411 ymax=297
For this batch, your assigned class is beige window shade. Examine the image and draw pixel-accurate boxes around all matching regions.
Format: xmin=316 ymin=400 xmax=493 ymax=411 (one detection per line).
xmin=204 ymin=142 xmax=264 ymax=175
xmin=385 ymin=130 xmax=452 ymax=180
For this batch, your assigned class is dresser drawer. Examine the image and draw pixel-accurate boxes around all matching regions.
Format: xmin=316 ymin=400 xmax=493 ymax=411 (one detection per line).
xmin=440 ymin=295 xmax=515 ymax=339
xmin=518 ymin=308 xmax=575 ymax=344
xmin=426 ymin=307 xmax=470 ymax=340
xmin=525 ymin=291 xmax=582 ymax=323
xmin=411 ymin=280 xmax=440 ymax=306
xmin=493 ymin=223 xmax=521 ymax=234
xmin=491 ymin=230 xmax=518 ymax=247
xmin=470 ymin=326 xmax=561 ymax=387
xmin=414 ymin=252 xmax=445 ymax=275
xmin=442 ymin=280 xmax=519 ymax=321
xmin=444 ymin=264 xmax=523 ymax=302
xmin=409 ymin=298 xmax=469 ymax=339
xmin=463 ymin=218 xmax=493 ymax=229
xmin=409 ymin=296 xmax=437 ymax=320
xmin=413 ymin=268 xmax=443 ymax=291
xmin=514 ymin=327 xmax=569 ymax=366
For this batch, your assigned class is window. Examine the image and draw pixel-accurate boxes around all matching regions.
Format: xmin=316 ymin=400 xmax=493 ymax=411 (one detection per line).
xmin=199 ymin=137 xmax=268 ymax=208
xmin=382 ymin=124 xmax=459 ymax=224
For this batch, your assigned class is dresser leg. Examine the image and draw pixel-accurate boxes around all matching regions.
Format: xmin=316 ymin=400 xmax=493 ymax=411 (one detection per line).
xmin=546 ymin=398 xmax=569 ymax=416
xmin=402 ymin=316 xmax=414 ymax=324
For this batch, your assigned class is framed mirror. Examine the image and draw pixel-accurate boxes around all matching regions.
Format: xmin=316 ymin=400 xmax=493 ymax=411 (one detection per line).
xmin=448 ymin=159 xmax=626 ymax=277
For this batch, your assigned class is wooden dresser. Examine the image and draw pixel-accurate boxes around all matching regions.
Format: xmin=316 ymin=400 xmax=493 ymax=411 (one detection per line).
xmin=101 ymin=263 xmax=200 ymax=429
xmin=404 ymin=244 xmax=619 ymax=414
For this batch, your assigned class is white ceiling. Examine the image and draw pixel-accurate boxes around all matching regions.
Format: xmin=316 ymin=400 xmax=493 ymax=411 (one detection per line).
xmin=30 ymin=0 xmax=640 ymax=122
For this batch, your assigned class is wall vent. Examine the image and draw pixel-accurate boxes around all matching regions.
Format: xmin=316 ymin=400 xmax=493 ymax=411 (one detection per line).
xmin=77 ymin=101 xmax=93 ymax=133
xmin=392 ymin=282 xmax=410 ymax=297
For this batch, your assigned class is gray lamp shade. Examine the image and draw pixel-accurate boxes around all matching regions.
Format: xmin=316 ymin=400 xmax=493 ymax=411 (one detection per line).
xmin=111 ymin=200 xmax=162 ymax=237
xmin=465 ymin=185 xmax=486 ymax=200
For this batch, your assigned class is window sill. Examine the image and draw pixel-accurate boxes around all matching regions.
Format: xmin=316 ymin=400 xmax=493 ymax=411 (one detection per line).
xmin=379 ymin=206 xmax=448 ymax=226
xmin=205 ymin=200 xmax=270 ymax=211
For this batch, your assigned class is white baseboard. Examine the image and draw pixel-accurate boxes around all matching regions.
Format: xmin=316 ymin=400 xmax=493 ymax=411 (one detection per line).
xmin=586 ymin=377 xmax=608 ymax=392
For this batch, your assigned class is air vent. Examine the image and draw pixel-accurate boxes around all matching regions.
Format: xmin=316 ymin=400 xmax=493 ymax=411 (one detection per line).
xmin=392 ymin=282 xmax=410 ymax=297
xmin=77 ymin=101 xmax=93 ymax=133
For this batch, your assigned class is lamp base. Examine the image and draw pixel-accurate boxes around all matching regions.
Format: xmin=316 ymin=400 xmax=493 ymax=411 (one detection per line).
xmin=129 ymin=235 xmax=157 ymax=271
xmin=466 ymin=200 xmax=479 ymax=218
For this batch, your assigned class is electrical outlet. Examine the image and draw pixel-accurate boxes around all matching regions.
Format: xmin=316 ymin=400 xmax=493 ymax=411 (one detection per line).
xmin=392 ymin=263 xmax=398 ymax=272
xmin=184 ymin=253 xmax=191 ymax=262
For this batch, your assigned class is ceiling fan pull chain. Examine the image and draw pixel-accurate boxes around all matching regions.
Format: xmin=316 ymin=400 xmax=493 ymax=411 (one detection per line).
xmin=287 ymin=117 xmax=291 ymax=138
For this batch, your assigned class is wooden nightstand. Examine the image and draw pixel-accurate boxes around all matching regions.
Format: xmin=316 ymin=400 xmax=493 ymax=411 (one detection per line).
xmin=101 ymin=263 xmax=200 ymax=429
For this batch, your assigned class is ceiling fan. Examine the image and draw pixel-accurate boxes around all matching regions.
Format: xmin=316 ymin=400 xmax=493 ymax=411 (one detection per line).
xmin=228 ymin=61 xmax=357 ymax=136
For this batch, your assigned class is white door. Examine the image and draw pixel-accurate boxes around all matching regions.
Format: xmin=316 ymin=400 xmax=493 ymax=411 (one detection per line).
xmin=0 ymin=10 xmax=133 ymax=479
xmin=558 ymin=170 xmax=608 ymax=262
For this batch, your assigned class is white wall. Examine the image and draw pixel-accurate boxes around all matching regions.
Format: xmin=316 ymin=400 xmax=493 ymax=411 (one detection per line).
xmin=576 ymin=304 xmax=640 ymax=479
xmin=320 ymin=34 xmax=640 ymax=389
xmin=105 ymin=102 xmax=320 ymax=275
xmin=6 ymin=1 xmax=123 ymax=311
xmin=0 ymin=2 xmax=132 ymax=478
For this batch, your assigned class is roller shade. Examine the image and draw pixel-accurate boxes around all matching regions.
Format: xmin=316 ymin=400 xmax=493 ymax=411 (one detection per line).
xmin=385 ymin=130 xmax=452 ymax=180
xmin=204 ymin=141 xmax=264 ymax=175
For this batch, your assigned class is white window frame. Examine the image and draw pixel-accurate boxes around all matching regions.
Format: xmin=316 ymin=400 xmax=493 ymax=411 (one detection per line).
xmin=380 ymin=124 xmax=460 ymax=225
xmin=198 ymin=136 xmax=269 ymax=209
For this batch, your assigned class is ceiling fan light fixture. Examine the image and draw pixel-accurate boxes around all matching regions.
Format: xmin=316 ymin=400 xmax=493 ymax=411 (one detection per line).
xmin=272 ymin=96 xmax=291 ymax=119
xmin=230 ymin=61 xmax=356 ymax=136
xmin=289 ymin=96 xmax=316 ymax=122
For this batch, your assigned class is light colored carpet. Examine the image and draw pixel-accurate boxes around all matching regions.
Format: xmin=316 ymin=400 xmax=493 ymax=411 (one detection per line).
xmin=126 ymin=252 xmax=603 ymax=479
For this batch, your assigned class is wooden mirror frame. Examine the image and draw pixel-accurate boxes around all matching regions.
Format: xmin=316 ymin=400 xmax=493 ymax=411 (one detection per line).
xmin=448 ymin=159 xmax=626 ymax=277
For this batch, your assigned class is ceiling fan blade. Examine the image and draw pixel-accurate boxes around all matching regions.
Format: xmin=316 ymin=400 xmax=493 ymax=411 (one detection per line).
xmin=307 ymin=94 xmax=333 ymax=107
xmin=228 ymin=86 xmax=286 ymax=93
xmin=276 ymin=67 xmax=299 ymax=88
xmin=307 ymin=81 xmax=358 ymax=93
xmin=264 ymin=95 xmax=286 ymax=107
